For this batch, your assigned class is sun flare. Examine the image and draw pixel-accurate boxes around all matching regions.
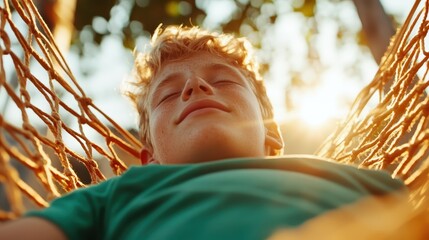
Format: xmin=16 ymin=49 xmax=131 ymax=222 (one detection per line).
xmin=295 ymin=90 xmax=341 ymax=127
xmin=286 ymin=83 xmax=351 ymax=128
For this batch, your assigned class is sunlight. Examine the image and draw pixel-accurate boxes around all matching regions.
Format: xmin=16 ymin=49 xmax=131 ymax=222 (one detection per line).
xmin=290 ymin=82 xmax=349 ymax=128
xmin=294 ymin=90 xmax=340 ymax=127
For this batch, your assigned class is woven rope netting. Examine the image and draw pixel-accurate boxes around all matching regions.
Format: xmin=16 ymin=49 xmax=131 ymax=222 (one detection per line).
xmin=0 ymin=0 xmax=428 ymax=223
xmin=0 ymin=0 xmax=141 ymax=220
xmin=317 ymin=0 xmax=429 ymax=208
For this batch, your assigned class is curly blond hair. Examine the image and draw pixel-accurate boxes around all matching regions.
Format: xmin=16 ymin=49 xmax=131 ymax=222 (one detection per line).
xmin=125 ymin=25 xmax=282 ymax=156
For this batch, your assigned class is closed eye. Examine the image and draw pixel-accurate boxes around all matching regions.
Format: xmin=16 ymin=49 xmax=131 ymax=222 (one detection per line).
xmin=159 ymin=92 xmax=180 ymax=104
xmin=213 ymin=80 xmax=239 ymax=86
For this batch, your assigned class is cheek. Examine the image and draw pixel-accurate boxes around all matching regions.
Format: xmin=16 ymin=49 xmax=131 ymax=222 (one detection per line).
xmin=236 ymin=92 xmax=264 ymax=120
xmin=149 ymin=109 xmax=170 ymax=144
xmin=244 ymin=93 xmax=267 ymax=135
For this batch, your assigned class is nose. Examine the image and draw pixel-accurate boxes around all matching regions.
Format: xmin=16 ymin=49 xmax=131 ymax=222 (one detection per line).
xmin=181 ymin=76 xmax=214 ymax=101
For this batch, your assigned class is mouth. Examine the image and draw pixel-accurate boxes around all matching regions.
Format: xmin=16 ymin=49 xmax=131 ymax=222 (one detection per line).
xmin=175 ymin=99 xmax=230 ymax=124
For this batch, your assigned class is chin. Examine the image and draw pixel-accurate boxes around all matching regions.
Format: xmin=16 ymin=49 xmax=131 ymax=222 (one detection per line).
xmin=182 ymin=137 xmax=264 ymax=164
xmin=164 ymin=122 xmax=266 ymax=164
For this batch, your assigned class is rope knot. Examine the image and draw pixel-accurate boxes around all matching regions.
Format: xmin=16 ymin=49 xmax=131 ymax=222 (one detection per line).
xmin=79 ymin=97 xmax=92 ymax=106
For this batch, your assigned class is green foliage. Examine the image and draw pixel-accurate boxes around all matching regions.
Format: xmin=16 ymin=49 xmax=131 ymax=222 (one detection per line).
xmin=73 ymin=0 xmax=401 ymax=54
xmin=73 ymin=0 xmax=318 ymax=49
xmin=75 ymin=0 xmax=117 ymax=31
xmin=74 ymin=0 xmax=205 ymax=48
xmin=128 ymin=0 xmax=205 ymax=35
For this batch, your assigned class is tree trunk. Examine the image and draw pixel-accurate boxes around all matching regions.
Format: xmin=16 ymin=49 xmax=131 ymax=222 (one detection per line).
xmin=351 ymin=0 xmax=395 ymax=64
xmin=36 ymin=0 xmax=77 ymax=53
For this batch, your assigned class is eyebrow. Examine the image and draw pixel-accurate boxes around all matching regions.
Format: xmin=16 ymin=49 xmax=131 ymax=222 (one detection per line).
xmin=207 ymin=63 xmax=241 ymax=76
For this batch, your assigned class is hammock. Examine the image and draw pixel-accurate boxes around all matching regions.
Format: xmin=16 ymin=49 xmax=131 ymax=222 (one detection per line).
xmin=0 ymin=0 xmax=428 ymax=228
xmin=0 ymin=0 xmax=141 ymax=219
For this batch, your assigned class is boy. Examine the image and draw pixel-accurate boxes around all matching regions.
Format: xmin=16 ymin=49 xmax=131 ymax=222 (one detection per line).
xmin=1 ymin=25 xmax=404 ymax=240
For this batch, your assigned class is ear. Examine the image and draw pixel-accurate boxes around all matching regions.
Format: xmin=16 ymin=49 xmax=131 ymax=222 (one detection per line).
xmin=264 ymin=122 xmax=284 ymax=156
xmin=140 ymin=148 xmax=160 ymax=165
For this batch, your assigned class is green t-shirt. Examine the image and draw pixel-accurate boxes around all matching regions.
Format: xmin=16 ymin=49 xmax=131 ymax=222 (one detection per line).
xmin=26 ymin=156 xmax=404 ymax=240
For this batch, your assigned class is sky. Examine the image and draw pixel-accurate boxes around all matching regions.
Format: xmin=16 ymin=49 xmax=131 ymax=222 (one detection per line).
xmin=0 ymin=0 xmax=416 ymax=154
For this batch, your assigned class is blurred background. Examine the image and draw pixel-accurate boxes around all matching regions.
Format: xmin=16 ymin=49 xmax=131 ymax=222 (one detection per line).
xmin=1 ymin=0 xmax=414 ymax=156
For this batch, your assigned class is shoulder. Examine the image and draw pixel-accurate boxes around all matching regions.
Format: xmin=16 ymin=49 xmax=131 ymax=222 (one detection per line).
xmin=257 ymin=155 xmax=405 ymax=194
xmin=188 ymin=155 xmax=406 ymax=194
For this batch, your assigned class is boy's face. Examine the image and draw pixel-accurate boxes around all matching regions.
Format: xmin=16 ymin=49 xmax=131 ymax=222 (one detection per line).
xmin=141 ymin=52 xmax=272 ymax=164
